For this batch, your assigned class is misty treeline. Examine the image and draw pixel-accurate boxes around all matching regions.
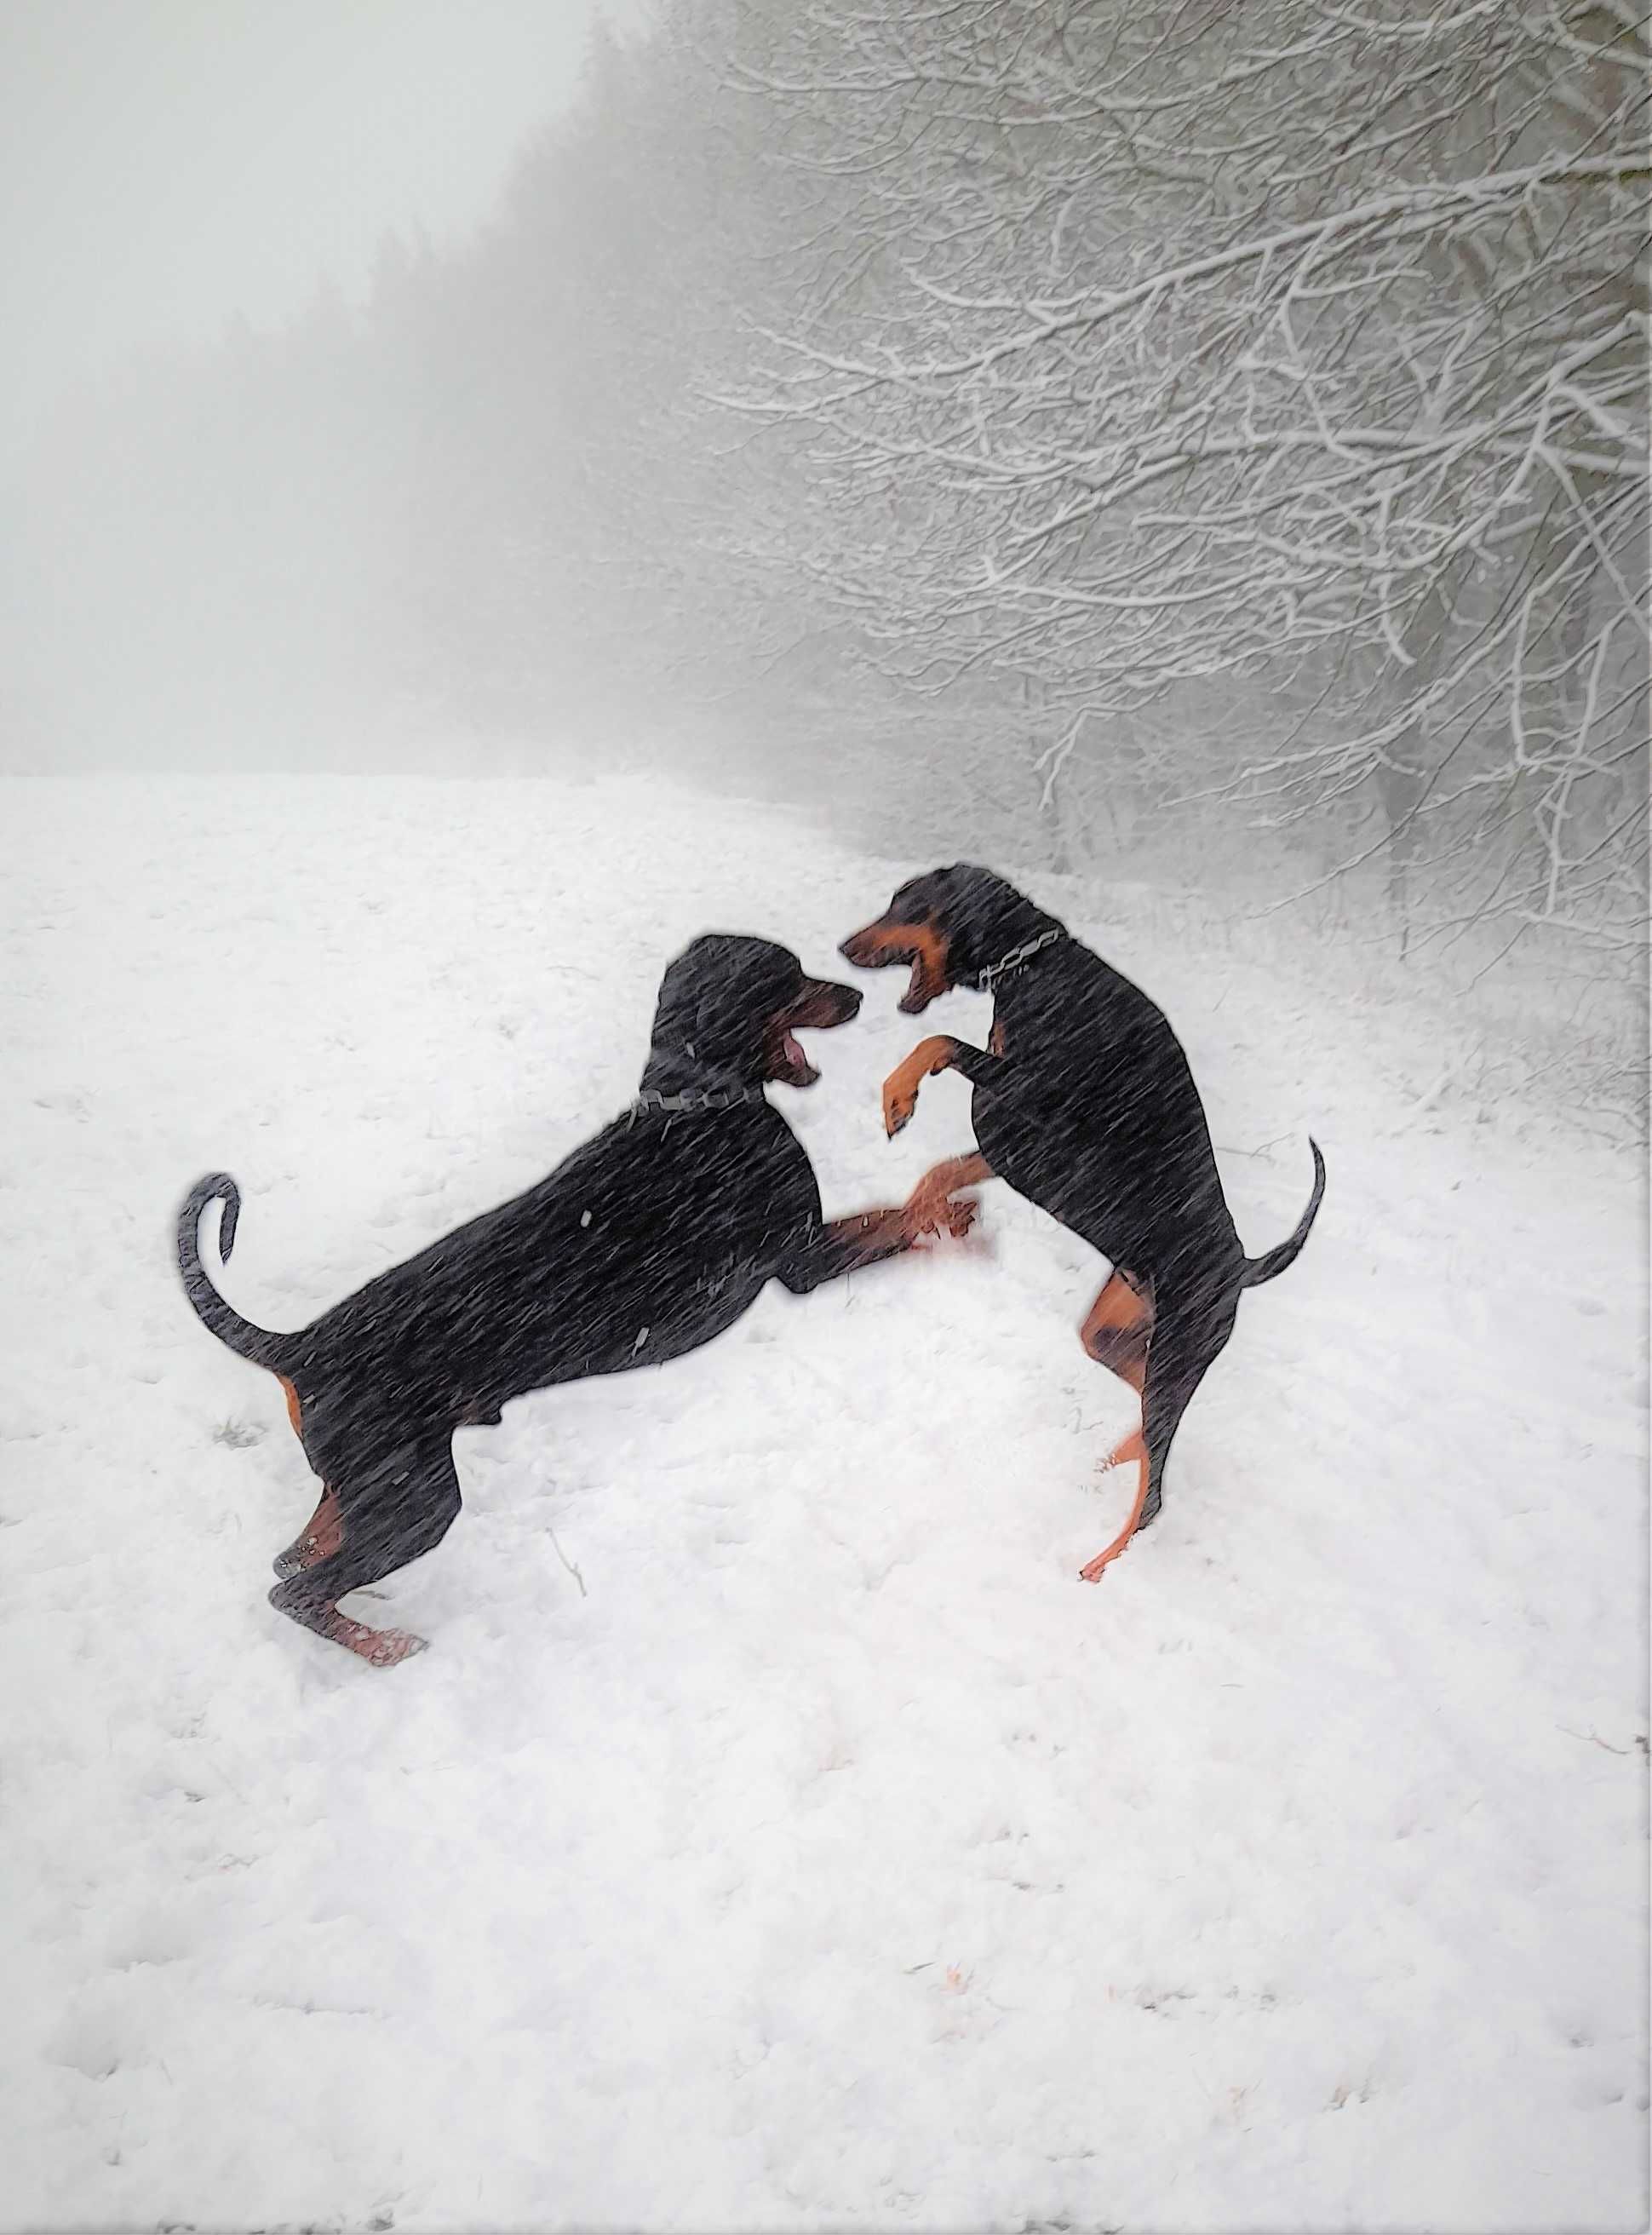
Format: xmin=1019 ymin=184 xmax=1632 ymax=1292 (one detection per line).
xmin=5 ymin=0 xmax=1646 ymax=967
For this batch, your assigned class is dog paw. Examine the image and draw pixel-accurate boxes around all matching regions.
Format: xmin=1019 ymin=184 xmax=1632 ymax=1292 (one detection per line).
xmin=903 ymin=1180 xmax=980 ymax=1244
xmin=940 ymin=1192 xmax=978 ymax=1239
xmin=883 ymin=1080 xmax=918 ymax=1136
xmin=363 ymin=1628 xmax=428 ymax=1669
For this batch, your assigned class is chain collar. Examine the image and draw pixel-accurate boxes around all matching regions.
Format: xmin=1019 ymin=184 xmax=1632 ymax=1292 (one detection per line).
xmin=974 ymin=927 xmax=1065 ymax=994
xmin=629 ymin=1083 xmax=766 ymax=1123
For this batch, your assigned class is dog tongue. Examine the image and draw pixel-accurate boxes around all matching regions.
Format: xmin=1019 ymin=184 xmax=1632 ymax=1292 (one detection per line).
xmin=782 ymin=1030 xmax=818 ymax=1083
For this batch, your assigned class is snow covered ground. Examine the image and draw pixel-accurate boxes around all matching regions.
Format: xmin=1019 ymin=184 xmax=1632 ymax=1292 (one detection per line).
xmin=2 ymin=773 xmax=1644 ymax=2232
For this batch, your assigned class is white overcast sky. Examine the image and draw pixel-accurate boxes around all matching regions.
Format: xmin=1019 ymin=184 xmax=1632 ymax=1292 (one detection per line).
xmin=2 ymin=0 xmax=635 ymax=458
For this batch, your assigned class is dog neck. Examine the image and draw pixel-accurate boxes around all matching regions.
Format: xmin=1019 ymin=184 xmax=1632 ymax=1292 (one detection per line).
xmin=639 ymin=1045 xmax=763 ymax=1103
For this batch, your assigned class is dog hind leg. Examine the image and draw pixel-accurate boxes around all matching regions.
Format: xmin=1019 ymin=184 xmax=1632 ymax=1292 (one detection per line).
xmin=268 ymin=1438 xmax=462 ymax=1667
xmin=1077 ymin=1270 xmax=1156 ymax=1581
xmin=272 ymin=1484 xmax=344 ymax=1579
xmin=1093 ymin=1292 xmax=1237 ymax=1554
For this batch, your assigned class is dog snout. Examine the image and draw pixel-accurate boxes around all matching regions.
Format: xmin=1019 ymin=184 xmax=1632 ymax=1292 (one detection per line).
xmin=790 ymin=975 xmax=862 ymax=1029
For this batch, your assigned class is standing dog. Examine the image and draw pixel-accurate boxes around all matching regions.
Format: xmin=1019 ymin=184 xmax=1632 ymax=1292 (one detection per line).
xmin=840 ymin=867 xmax=1324 ymax=1578
xmin=180 ymin=934 xmax=974 ymax=1665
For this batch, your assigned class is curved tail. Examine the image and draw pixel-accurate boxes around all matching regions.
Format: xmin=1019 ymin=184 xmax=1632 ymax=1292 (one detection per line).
xmin=1242 ymin=1138 xmax=1326 ymax=1289
xmin=177 ymin=1173 xmax=295 ymax=1368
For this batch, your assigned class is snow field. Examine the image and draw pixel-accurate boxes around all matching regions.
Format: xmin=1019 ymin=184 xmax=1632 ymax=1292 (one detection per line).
xmin=0 ymin=773 xmax=1643 ymax=2231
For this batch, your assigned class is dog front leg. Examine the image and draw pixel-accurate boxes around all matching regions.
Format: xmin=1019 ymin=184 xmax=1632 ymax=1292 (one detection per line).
xmin=782 ymin=1207 xmax=917 ymax=1292
xmin=780 ymin=1175 xmax=986 ymax=1294
xmin=882 ymin=1038 xmax=1009 ymax=1136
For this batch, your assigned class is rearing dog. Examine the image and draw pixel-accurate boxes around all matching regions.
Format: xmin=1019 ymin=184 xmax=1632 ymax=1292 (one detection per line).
xmin=840 ymin=866 xmax=1324 ymax=1580
xmin=179 ymin=934 xmax=975 ymax=1666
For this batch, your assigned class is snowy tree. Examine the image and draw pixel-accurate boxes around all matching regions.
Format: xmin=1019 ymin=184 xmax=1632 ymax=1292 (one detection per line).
xmin=722 ymin=0 xmax=1649 ymax=945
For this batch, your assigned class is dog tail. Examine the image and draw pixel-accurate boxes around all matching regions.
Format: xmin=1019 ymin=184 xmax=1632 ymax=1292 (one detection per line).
xmin=1242 ymin=1138 xmax=1326 ymax=1289
xmin=178 ymin=1173 xmax=295 ymax=1368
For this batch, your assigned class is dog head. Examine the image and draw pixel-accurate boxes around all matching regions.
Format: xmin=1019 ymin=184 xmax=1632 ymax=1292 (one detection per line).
xmin=648 ymin=934 xmax=861 ymax=1089
xmin=839 ymin=865 xmax=1061 ymax=1014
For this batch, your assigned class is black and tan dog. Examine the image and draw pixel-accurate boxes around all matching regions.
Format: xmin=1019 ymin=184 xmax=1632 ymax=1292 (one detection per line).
xmin=841 ymin=866 xmax=1324 ymax=1579
xmin=179 ymin=934 xmax=974 ymax=1666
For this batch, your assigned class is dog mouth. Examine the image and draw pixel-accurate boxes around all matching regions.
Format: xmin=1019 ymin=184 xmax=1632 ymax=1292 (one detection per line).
xmin=768 ymin=977 xmax=860 ymax=1088
xmin=897 ymin=955 xmax=939 ymax=1016
xmin=840 ymin=922 xmax=949 ymax=1014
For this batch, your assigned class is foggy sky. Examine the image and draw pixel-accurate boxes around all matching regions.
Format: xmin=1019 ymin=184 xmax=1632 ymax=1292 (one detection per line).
xmin=1 ymin=0 xmax=632 ymax=468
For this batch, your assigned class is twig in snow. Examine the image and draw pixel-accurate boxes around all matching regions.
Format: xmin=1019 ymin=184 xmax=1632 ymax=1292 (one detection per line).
xmin=1557 ymin=1722 xmax=1638 ymax=1756
xmin=548 ymin=1521 xmax=588 ymax=1598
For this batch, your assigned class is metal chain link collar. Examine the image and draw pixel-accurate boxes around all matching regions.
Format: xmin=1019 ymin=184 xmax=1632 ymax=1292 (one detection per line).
xmin=628 ymin=1083 xmax=766 ymax=1123
xmin=974 ymin=927 xmax=1066 ymax=993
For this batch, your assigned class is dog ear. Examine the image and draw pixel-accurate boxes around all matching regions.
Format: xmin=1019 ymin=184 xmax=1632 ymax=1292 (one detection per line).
xmin=692 ymin=941 xmax=798 ymax=1060
xmin=651 ymin=935 xmax=800 ymax=1066
xmin=649 ymin=945 xmax=710 ymax=1055
xmin=929 ymin=865 xmax=999 ymax=978
xmin=948 ymin=866 xmax=1045 ymax=973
